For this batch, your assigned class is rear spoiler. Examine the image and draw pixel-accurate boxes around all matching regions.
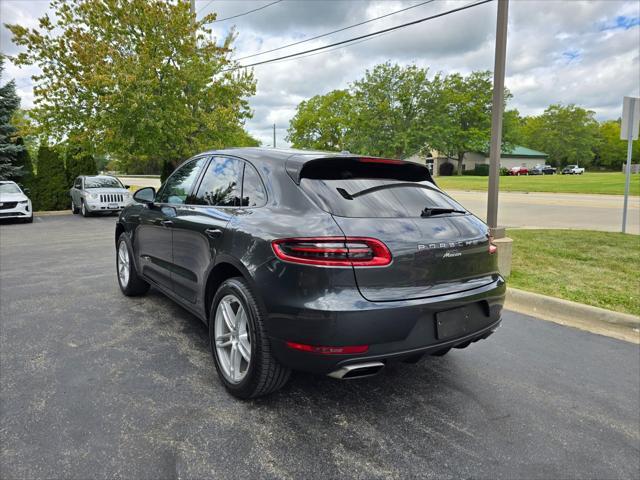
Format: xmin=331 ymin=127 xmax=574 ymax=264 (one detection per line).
xmin=285 ymin=154 xmax=435 ymax=185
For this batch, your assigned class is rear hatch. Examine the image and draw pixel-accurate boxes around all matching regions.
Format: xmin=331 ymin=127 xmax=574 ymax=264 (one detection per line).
xmin=298 ymin=157 xmax=497 ymax=302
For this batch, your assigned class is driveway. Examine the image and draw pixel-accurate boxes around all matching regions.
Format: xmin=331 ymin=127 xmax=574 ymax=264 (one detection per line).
xmin=446 ymin=190 xmax=640 ymax=234
xmin=1 ymin=215 xmax=639 ymax=479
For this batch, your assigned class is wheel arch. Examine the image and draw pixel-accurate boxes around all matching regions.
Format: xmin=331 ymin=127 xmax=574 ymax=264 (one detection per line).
xmin=204 ymin=258 xmax=259 ymax=324
xmin=115 ymin=222 xmax=125 ymax=247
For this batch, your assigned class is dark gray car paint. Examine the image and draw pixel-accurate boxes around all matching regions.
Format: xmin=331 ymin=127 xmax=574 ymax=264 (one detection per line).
xmin=117 ymin=148 xmax=505 ymax=373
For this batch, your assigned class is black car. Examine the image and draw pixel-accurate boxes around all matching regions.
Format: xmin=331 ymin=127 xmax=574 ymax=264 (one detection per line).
xmin=115 ymin=148 xmax=505 ymax=398
xmin=530 ymin=164 xmax=557 ymax=175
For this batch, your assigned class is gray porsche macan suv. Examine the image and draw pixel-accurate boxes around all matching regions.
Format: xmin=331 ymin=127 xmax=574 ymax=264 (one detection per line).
xmin=115 ymin=148 xmax=505 ymax=398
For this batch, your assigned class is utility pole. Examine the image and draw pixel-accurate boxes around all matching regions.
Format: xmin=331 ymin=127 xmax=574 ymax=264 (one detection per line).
xmin=620 ymin=96 xmax=639 ymax=233
xmin=190 ymin=0 xmax=195 ymax=16
xmin=487 ymin=0 xmax=509 ymax=237
xmin=273 ymin=123 xmax=276 ymax=148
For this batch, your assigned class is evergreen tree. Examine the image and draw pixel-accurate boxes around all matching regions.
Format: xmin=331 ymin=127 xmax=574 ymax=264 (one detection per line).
xmin=33 ymin=145 xmax=68 ymax=211
xmin=0 ymin=56 xmax=24 ymax=180
xmin=66 ymin=147 xmax=97 ymax=183
xmin=14 ymin=137 xmax=34 ymax=191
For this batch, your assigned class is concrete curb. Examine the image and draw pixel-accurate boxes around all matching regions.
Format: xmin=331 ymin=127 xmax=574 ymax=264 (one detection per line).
xmin=505 ymin=287 xmax=639 ymax=343
xmin=34 ymin=210 xmax=71 ymax=217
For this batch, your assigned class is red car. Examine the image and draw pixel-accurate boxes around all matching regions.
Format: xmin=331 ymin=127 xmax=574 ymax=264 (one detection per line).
xmin=508 ymin=166 xmax=529 ymax=176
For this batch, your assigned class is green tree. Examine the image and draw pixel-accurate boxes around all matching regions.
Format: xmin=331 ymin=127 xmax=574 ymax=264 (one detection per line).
xmin=519 ymin=104 xmax=600 ymax=167
xmin=594 ymin=120 xmax=640 ymax=170
xmin=32 ymin=145 xmax=68 ymax=211
xmin=66 ymin=148 xmax=97 ymax=183
xmin=349 ymin=63 xmax=434 ymax=158
xmin=14 ymin=137 xmax=34 ymax=190
xmin=0 ymin=56 xmax=24 ymax=180
xmin=6 ymin=0 xmax=256 ymax=173
xmin=287 ymin=90 xmax=353 ymax=151
xmin=423 ymin=71 xmax=513 ymax=175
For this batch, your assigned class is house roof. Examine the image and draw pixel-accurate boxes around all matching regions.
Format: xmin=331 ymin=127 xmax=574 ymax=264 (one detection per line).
xmin=499 ymin=145 xmax=548 ymax=158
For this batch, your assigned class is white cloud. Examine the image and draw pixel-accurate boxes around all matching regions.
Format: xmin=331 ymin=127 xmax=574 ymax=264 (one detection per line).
xmin=2 ymin=0 xmax=639 ymax=147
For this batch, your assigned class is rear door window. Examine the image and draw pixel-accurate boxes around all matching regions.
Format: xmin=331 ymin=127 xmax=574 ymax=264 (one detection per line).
xmin=193 ymin=156 xmax=243 ymax=207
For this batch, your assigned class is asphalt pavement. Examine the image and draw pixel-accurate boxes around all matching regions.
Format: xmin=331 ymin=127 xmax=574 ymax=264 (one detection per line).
xmin=1 ymin=214 xmax=639 ymax=479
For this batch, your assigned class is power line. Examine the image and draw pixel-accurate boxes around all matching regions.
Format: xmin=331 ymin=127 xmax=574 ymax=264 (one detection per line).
xmin=206 ymin=0 xmax=282 ymax=23
xmin=236 ymin=0 xmax=436 ymax=61
xmin=197 ymin=0 xmax=215 ymax=16
xmin=223 ymin=0 xmax=493 ymax=72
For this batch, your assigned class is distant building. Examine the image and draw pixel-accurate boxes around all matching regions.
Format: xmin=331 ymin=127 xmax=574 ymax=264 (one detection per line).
xmin=405 ymin=145 xmax=549 ymax=176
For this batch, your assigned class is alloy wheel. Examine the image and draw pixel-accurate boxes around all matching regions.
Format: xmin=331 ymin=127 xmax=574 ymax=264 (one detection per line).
xmin=214 ymin=294 xmax=251 ymax=384
xmin=117 ymin=241 xmax=130 ymax=287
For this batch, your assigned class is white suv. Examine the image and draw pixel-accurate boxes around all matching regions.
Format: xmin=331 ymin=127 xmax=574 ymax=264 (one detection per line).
xmin=0 ymin=181 xmax=33 ymax=223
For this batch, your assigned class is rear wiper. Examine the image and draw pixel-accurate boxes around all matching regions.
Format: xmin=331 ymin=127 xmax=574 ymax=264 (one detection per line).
xmin=421 ymin=207 xmax=466 ymax=217
xmin=337 ymin=182 xmax=440 ymax=200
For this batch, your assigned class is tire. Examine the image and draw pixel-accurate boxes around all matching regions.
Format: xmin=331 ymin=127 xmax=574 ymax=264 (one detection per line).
xmin=81 ymin=201 xmax=90 ymax=217
xmin=23 ymin=216 xmax=33 ymax=224
xmin=71 ymin=201 xmax=79 ymax=214
xmin=116 ymin=233 xmax=150 ymax=296
xmin=209 ymin=277 xmax=290 ymax=399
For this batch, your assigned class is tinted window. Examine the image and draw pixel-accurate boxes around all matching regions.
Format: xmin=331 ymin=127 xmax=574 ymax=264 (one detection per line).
xmin=193 ymin=156 xmax=242 ymax=207
xmin=241 ymin=163 xmax=266 ymax=207
xmin=300 ymin=178 xmax=466 ymax=218
xmin=158 ymin=157 xmax=206 ymax=204
xmin=74 ymin=178 xmax=82 ymax=189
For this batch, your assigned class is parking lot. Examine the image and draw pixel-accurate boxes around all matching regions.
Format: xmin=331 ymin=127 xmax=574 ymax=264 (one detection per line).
xmin=1 ymin=215 xmax=639 ymax=479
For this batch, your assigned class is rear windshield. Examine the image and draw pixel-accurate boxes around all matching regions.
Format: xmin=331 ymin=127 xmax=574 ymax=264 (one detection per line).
xmin=301 ymin=178 xmax=466 ymax=218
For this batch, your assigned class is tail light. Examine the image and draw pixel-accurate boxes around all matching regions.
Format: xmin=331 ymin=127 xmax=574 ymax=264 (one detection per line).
xmin=271 ymin=237 xmax=392 ymax=267
xmin=489 ymin=236 xmax=497 ymax=254
xmin=286 ymin=341 xmax=369 ymax=355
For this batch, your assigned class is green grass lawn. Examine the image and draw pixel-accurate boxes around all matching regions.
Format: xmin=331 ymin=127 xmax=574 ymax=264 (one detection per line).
xmin=436 ymin=172 xmax=640 ymax=196
xmin=508 ymin=229 xmax=640 ymax=316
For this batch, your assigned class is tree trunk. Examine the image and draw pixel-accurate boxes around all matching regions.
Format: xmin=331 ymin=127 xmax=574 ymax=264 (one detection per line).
xmin=456 ymin=152 xmax=464 ymax=175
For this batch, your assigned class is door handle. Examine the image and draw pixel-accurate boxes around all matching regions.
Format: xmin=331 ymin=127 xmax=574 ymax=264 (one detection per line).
xmin=205 ymin=228 xmax=223 ymax=238
xmin=160 ymin=220 xmax=174 ymax=227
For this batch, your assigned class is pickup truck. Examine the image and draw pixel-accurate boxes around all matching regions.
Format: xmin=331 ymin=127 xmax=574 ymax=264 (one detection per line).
xmin=562 ymin=165 xmax=585 ymax=175
xmin=530 ymin=164 xmax=557 ymax=175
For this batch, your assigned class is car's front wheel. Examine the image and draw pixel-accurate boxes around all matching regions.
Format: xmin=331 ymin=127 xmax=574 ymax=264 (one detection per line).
xmin=81 ymin=201 xmax=90 ymax=217
xmin=116 ymin=233 xmax=150 ymax=296
xmin=71 ymin=201 xmax=79 ymax=214
xmin=210 ymin=277 xmax=290 ymax=399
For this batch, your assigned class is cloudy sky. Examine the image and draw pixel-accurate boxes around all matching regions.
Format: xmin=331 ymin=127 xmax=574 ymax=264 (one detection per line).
xmin=1 ymin=0 xmax=639 ymax=147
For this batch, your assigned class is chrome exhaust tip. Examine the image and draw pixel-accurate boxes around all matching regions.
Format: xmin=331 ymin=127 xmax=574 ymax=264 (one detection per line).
xmin=327 ymin=361 xmax=385 ymax=380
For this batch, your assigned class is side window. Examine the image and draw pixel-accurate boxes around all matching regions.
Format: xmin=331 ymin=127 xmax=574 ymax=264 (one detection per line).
xmin=74 ymin=178 xmax=82 ymax=189
xmin=157 ymin=157 xmax=206 ymax=205
xmin=193 ymin=156 xmax=243 ymax=207
xmin=241 ymin=163 xmax=267 ymax=207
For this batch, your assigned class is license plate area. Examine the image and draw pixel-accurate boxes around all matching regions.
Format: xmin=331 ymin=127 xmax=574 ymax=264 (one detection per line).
xmin=435 ymin=303 xmax=490 ymax=340
xmin=108 ymin=203 xmax=118 ymax=209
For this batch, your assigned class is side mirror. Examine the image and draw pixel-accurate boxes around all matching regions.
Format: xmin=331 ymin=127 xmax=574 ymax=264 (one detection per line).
xmin=133 ymin=187 xmax=156 ymax=205
xmin=123 ymin=184 xmax=130 ymax=189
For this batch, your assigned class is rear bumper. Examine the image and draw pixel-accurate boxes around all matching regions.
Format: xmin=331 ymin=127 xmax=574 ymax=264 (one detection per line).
xmin=263 ymin=275 xmax=506 ymax=375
